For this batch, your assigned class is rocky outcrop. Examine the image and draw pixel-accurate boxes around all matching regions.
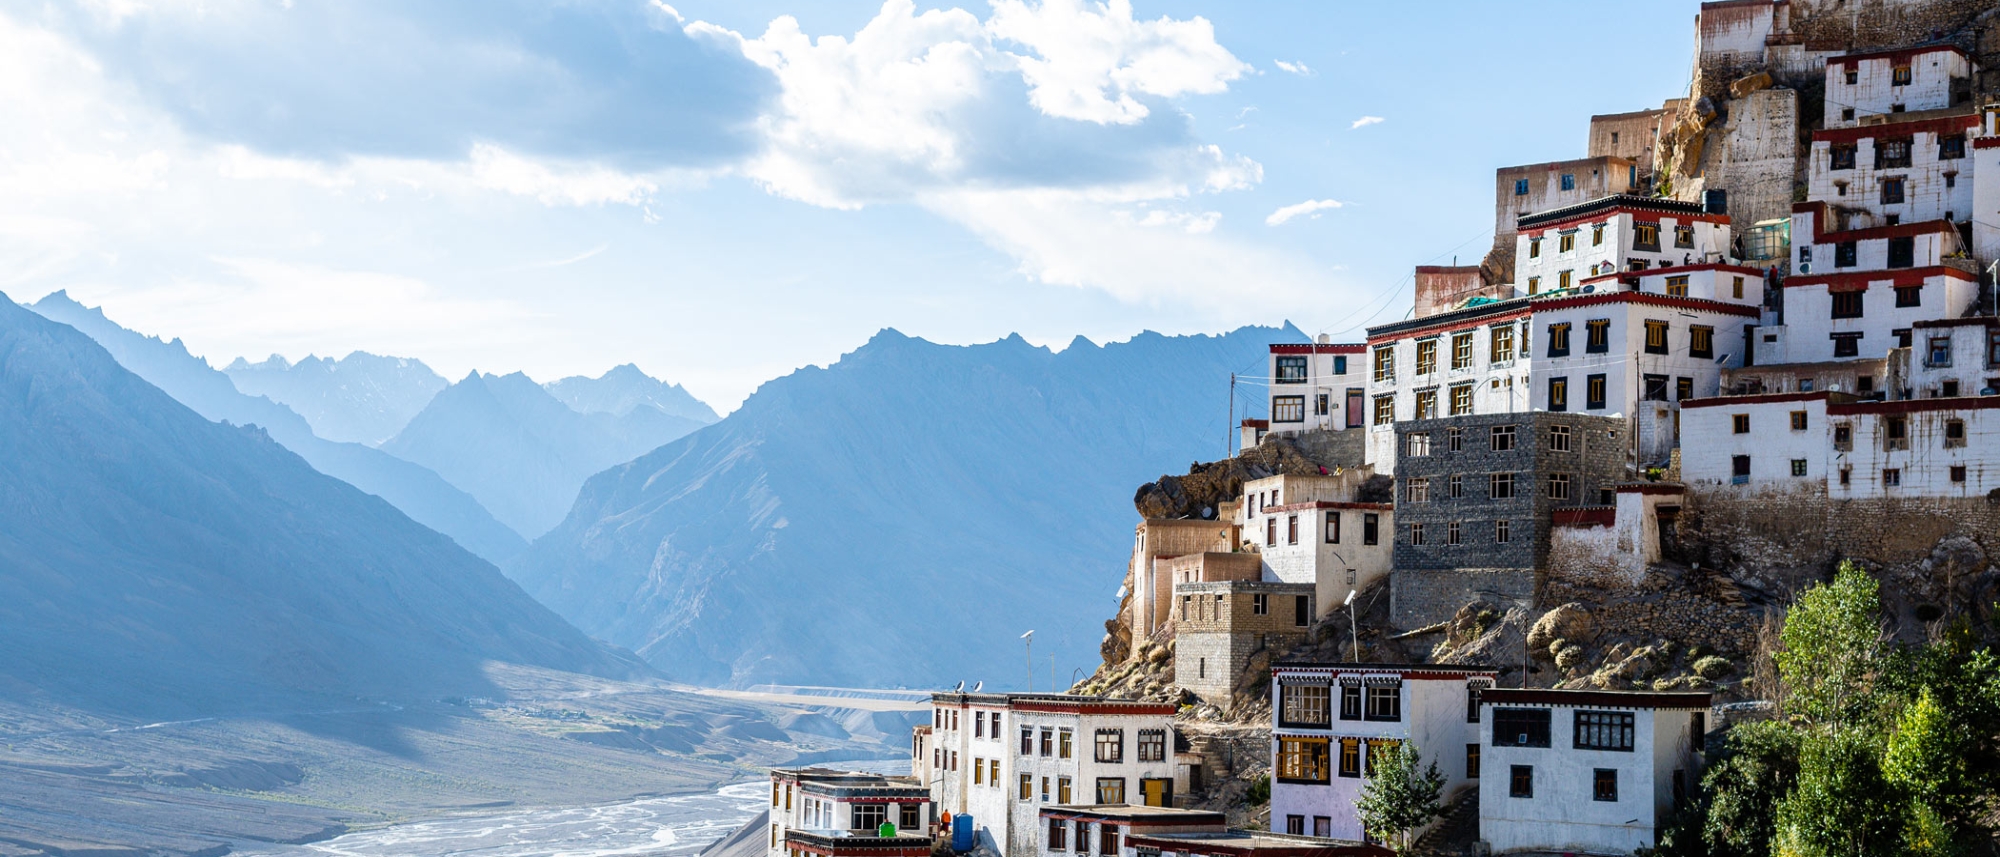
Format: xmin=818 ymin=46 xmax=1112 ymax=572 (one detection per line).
xmin=1132 ymin=430 xmax=1367 ymax=519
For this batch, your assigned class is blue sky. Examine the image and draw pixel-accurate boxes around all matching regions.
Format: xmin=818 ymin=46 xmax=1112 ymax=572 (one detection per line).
xmin=0 ymin=1 xmax=1697 ymax=411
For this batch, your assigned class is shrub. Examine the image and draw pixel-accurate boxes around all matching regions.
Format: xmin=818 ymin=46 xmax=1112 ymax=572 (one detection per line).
xmin=1693 ymin=655 xmax=1733 ymax=680
xmin=1555 ymin=645 xmax=1586 ymax=672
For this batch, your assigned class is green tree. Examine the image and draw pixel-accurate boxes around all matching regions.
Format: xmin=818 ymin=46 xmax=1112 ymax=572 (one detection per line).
xmin=1354 ymin=742 xmax=1444 ymax=853
xmin=1677 ymin=719 xmax=1801 ymax=857
xmin=1772 ymin=726 xmax=1902 ymax=857
xmin=1775 ymin=562 xmax=1883 ymax=728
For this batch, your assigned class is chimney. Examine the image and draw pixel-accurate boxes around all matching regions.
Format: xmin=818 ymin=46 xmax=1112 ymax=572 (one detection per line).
xmin=1316 ymin=333 xmax=1331 ymax=345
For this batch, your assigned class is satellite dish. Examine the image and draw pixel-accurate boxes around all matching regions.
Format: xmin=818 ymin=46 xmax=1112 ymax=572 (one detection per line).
xmin=1582 ymin=284 xmax=1597 ymax=293
xmin=1798 ymin=261 xmax=1812 ymax=274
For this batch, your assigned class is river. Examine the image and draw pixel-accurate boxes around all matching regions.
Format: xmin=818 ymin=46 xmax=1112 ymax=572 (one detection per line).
xmin=237 ymin=760 xmax=908 ymax=857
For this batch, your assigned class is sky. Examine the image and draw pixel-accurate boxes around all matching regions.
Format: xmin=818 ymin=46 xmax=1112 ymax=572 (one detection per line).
xmin=0 ymin=0 xmax=1700 ymax=412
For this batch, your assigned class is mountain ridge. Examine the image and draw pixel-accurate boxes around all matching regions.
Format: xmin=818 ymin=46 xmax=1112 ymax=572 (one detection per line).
xmin=223 ymin=350 xmax=448 ymax=445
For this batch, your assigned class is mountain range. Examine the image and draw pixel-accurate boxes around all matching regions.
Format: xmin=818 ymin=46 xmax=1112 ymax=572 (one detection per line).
xmin=508 ymin=326 xmax=1296 ymax=688
xmin=547 ymin=362 xmax=721 ymax=425
xmin=29 ymin=293 xmax=530 ymax=565
xmin=224 ymin=351 xmax=449 ymax=446
xmin=0 ymin=292 xmax=637 ymax=714
xmin=383 ymin=370 xmax=713 ymax=539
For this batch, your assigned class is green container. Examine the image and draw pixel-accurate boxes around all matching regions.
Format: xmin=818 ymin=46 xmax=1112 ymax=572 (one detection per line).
xmin=879 ymin=822 xmax=898 ymax=838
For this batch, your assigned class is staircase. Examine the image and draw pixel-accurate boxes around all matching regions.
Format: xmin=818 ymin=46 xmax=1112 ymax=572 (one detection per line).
xmin=1410 ymin=786 xmax=1481 ymax=856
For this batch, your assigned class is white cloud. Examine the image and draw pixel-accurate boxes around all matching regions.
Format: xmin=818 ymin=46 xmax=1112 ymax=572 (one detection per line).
xmin=1273 ymin=59 xmax=1311 ymax=76
xmin=1350 ymin=115 xmax=1385 ymax=129
xmin=986 ymin=0 xmax=1251 ymax=125
xmin=1265 ymin=199 xmax=1343 ymax=226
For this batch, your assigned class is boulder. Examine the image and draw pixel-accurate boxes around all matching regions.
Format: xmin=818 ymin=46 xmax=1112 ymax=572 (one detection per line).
xmin=1526 ymin=603 xmax=1597 ymax=653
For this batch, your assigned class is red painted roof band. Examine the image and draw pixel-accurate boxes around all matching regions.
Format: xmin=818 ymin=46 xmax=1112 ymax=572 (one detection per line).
xmin=1809 ymin=114 xmax=1976 ymax=145
xmin=1270 ymin=343 xmax=1366 ymax=355
xmin=1782 ymin=266 xmax=1977 ymax=292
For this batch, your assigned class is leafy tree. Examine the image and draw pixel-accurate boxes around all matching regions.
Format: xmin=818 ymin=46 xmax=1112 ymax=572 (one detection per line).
xmin=1774 ymin=563 xmax=1883 ymax=728
xmin=1772 ymin=726 xmax=1901 ymax=857
xmin=1354 ymin=742 xmax=1444 ymax=852
xmin=1675 ymin=719 xmax=1802 ymax=857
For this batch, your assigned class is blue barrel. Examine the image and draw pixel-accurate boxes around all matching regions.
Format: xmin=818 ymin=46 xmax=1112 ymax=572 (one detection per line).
xmin=951 ymin=814 xmax=975 ymax=852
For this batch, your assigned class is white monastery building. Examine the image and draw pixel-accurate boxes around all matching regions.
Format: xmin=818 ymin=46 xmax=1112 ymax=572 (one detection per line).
xmin=1477 ymin=689 xmax=1710 ymax=856
xmin=1267 ymin=662 xmax=1497 ymax=843
xmin=1266 ymin=340 xmax=1367 ymax=437
xmin=768 ymin=768 xmax=935 ymax=857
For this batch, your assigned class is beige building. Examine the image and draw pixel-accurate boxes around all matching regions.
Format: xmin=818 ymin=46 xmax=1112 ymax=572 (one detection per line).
xmin=1172 ymin=580 xmax=1316 ymax=709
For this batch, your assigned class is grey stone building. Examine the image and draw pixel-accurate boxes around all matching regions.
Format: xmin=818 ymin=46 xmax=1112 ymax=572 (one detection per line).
xmin=1388 ymin=412 xmax=1628 ymax=628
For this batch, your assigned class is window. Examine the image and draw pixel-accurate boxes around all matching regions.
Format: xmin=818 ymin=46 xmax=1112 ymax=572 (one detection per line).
xmin=991 ymin=759 xmax=1000 ymax=786
xmin=1557 ymin=269 xmax=1573 ymax=291
xmin=1275 ymin=355 xmax=1308 ymax=383
xmin=1792 ymin=459 xmax=1809 ymax=476
xmin=1514 ymin=178 xmax=1529 ymax=196
xmin=1490 ymin=424 xmax=1516 ymax=451
xmin=1313 ymin=817 xmax=1331 ymax=839
xmin=1466 ymin=744 xmax=1481 ymax=779
xmin=1790 ymin=410 xmax=1808 ymax=431
xmin=1883 ymin=468 xmax=1904 ymax=486
xmin=1097 ymin=825 xmax=1120 ymax=856
xmin=1406 ymin=478 xmax=1429 ymax=504
xmin=1547 ymin=322 xmax=1571 ymax=357
xmin=1446 ymin=521 xmax=1462 ymax=545
xmin=1733 ymin=276 xmax=1746 ymax=300
xmin=1266 ymin=518 xmax=1276 ymax=547
xmin=1897 ymin=286 xmax=1923 ymax=308
xmin=1407 ymin=432 xmax=1431 ymax=458
xmin=1365 ymin=683 xmax=1402 ymax=721
xmin=1336 ymin=738 xmax=1362 ymax=778
xmin=1548 ymin=377 xmax=1569 ymax=412
xmin=1409 ymin=522 xmax=1425 ymax=546
xmin=1372 ymin=346 xmax=1394 ymax=383
xmin=1547 ymin=473 xmax=1572 ymax=501
xmin=1733 ymin=455 xmax=1751 ymax=482
xmin=1678 ymin=377 xmax=1693 ymax=401
xmin=1495 ymin=519 xmax=1511 ymax=543
xmin=1020 ymin=773 xmax=1033 ymax=800
xmin=1096 ymin=778 xmax=1125 ymax=805
xmin=1415 ymin=338 xmax=1438 ymax=374
xmin=1643 ymin=320 xmax=1669 ymax=355
xmin=1947 ymin=419 xmax=1966 ymax=448
xmin=1489 ymin=472 xmax=1517 ymax=500
xmin=1832 ymin=291 xmax=1863 ymax=319
xmin=1878 ymin=173 xmax=1908 ymax=204
xmin=1886 ymin=416 xmax=1908 ymax=450
xmin=1592 ymin=223 xmax=1605 ymax=246
xmin=1325 ymin=512 xmax=1340 ymax=544
xmin=1892 ymin=64 xmax=1912 ymax=86
xmin=1732 ymin=414 xmax=1749 ymax=434
xmin=1527 ymin=276 xmax=1541 ymax=295
xmin=901 ymin=803 xmax=924 ymax=831
xmin=1315 ymin=393 xmax=1329 ymax=416
xmin=1529 ymin=237 xmax=1542 ymax=259
xmin=854 ymin=803 xmax=887 ymax=831
xmin=1295 ymin=595 xmax=1310 ymax=627
xmin=1952 ymin=465 xmax=1968 ymax=483
xmin=1674 ymin=224 xmax=1694 ymax=249
xmin=1372 ymin=394 xmax=1395 ymax=426
xmin=1094 ymin=729 xmax=1124 ymax=763
xmin=1690 ymin=325 xmax=1714 ymax=359
xmin=1942 ymin=135 xmax=1966 ymax=159
xmin=1276 ymin=736 xmax=1330 ymax=783
xmin=1339 ymin=683 xmax=1362 ymax=720
xmin=1449 ymin=474 xmax=1464 ymax=498
xmin=1363 ymin=513 xmax=1379 ymax=545
xmin=1578 ymin=374 xmax=1603 ymax=409
xmin=1449 ymin=383 xmax=1473 ymax=416
xmin=1634 ymin=222 xmax=1660 ymax=251
xmin=1137 ymin=729 xmax=1166 ymax=762
xmin=1059 ymin=730 xmax=1073 ymax=759
xmin=1574 ymin=710 xmax=1636 ymax=751
xmin=1833 ymin=332 xmax=1862 ymax=358
xmin=1586 ymin=319 xmax=1610 ymax=353
xmin=1023 ymin=728 xmax=1035 ymax=755
xmin=972 ymin=759 xmax=984 ymax=785
xmin=1272 ymin=395 xmax=1305 ymax=423
xmin=1252 ymin=593 xmax=1268 ymax=615
xmin=1834 ymin=423 xmax=1854 ymax=451
xmin=1493 ymin=708 xmax=1552 ymax=747
xmin=1287 ymin=514 xmax=1298 ymax=544
xmin=1559 ymin=231 xmax=1576 ymax=253
xmin=1058 ymin=776 xmax=1072 ymax=804
xmin=1448 ymin=426 xmax=1463 ymax=451
xmin=1049 ymin=818 xmax=1068 ymax=851
xmin=1878 ymin=138 xmax=1912 ymax=169
xmin=1594 ymin=768 xmax=1619 ymax=802
xmin=1285 ymin=816 xmax=1304 ymax=836
xmin=1415 ymin=389 xmax=1438 ymax=420
xmin=1491 ymin=325 xmax=1516 ymax=362
xmin=1643 ymin=373 xmax=1669 ymax=402
xmin=1662 ymin=274 xmax=1690 ymax=297
xmin=1042 ymin=729 xmax=1054 ymax=756
xmin=1447 ymin=332 xmax=1475 ymax=370
xmin=1991 ymin=331 xmax=2000 ymax=366
xmin=1888 ymin=235 xmax=1914 ymax=268
xmin=1549 ymin=424 xmax=1572 ymax=452
xmin=1509 ymin=765 xmax=1534 ymax=798
xmin=1835 ymin=241 xmax=1858 ymax=268
xmin=1830 ymin=144 xmax=1856 ymax=170
xmin=1281 ymin=684 xmax=1331 ymax=727
xmin=1560 ymin=173 xmax=1575 ymax=191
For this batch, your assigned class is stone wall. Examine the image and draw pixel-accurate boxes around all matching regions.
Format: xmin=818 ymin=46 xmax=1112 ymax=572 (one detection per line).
xmin=1683 ymin=484 xmax=2000 ymax=571
xmin=1172 ymin=580 xmax=1315 ymax=709
xmin=1390 ymin=568 xmax=1535 ymax=630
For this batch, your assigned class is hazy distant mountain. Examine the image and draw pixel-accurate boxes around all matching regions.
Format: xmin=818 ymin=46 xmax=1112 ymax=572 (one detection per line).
xmin=224 ymin=351 xmax=447 ymax=445
xmin=383 ymin=371 xmax=711 ymax=539
xmin=0 ymin=293 xmax=638 ymax=716
xmin=28 ymin=292 xmax=527 ymax=565
xmin=547 ymin=363 xmax=720 ymax=424
xmin=510 ymin=326 xmax=1300 ymax=689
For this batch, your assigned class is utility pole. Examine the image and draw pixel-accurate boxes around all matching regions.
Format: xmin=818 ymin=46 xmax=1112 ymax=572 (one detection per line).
xmin=1228 ymin=373 xmax=1236 ymax=457
xmin=1022 ymin=630 xmax=1034 ymax=692
xmin=1344 ymin=590 xmax=1360 ymax=661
